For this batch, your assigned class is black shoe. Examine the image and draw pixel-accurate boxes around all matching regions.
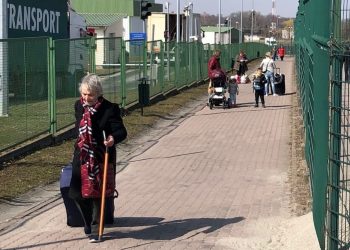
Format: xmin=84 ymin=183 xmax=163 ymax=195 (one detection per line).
xmin=254 ymin=104 xmax=258 ymax=107
xmin=262 ymin=104 xmax=266 ymax=108
xmin=84 ymin=225 xmax=91 ymax=236
xmin=88 ymin=235 xmax=101 ymax=243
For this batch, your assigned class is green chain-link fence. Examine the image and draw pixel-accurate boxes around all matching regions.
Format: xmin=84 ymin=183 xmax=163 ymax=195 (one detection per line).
xmin=295 ymin=0 xmax=330 ymax=249
xmin=55 ymin=37 xmax=92 ymax=131
xmin=327 ymin=1 xmax=350 ymax=249
xmin=295 ymin=0 xmax=350 ymax=249
xmin=0 ymin=37 xmax=52 ymax=151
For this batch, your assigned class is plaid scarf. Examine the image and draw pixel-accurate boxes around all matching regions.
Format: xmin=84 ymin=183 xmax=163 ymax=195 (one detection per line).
xmin=77 ymin=97 xmax=103 ymax=181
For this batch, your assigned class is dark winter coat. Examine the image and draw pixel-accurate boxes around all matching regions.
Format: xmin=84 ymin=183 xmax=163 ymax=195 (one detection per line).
xmin=232 ymin=53 xmax=248 ymax=75
xmin=69 ymin=98 xmax=127 ymax=200
xmin=253 ymin=73 xmax=267 ymax=92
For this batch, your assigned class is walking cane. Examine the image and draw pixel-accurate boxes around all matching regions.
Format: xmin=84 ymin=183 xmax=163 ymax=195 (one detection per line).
xmin=98 ymin=130 xmax=109 ymax=242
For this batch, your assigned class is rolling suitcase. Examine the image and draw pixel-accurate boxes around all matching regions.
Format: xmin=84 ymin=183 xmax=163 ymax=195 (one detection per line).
xmin=60 ymin=164 xmax=116 ymax=227
xmin=60 ymin=164 xmax=85 ymax=227
xmin=274 ymin=68 xmax=285 ymax=95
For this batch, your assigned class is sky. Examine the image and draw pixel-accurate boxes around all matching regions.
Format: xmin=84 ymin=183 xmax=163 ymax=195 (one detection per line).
xmin=155 ymin=0 xmax=299 ymax=18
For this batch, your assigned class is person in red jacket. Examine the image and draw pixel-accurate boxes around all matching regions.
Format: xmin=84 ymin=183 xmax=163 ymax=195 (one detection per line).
xmin=277 ymin=46 xmax=286 ymax=61
xmin=208 ymin=49 xmax=225 ymax=91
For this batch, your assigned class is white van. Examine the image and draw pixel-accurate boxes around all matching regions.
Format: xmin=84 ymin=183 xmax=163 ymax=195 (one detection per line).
xmin=265 ymin=37 xmax=277 ymax=46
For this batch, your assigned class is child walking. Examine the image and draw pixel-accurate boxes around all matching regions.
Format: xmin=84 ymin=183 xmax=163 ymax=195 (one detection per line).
xmin=252 ymin=67 xmax=267 ymax=108
xmin=228 ymin=76 xmax=239 ymax=108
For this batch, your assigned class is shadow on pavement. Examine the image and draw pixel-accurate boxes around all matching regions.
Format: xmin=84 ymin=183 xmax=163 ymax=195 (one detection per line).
xmin=2 ymin=217 xmax=245 ymax=250
xmin=113 ymin=216 xmax=165 ymax=227
xmin=197 ymin=104 xmax=292 ymax=116
xmin=282 ymin=92 xmax=296 ymax=96
xmin=1 ymin=236 xmax=88 ymax=250
xmin=105 ymin=216 xmax=245 ymax=241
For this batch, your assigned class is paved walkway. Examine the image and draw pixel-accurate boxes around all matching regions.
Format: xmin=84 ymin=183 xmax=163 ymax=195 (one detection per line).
xmin=0 ymin=57 xmax=319 ymax=249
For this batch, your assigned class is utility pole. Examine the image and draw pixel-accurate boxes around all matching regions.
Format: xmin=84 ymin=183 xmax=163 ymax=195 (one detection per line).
xmin=165 ymin=2 xmax=170 ymax=80
xmin=218 ymin=0 xmax=221 ymax=44
xmin=240 ymin=0 xmax=243 ymax=43
xmin=250 ymin=0 xmax=254 ymax=42
xmin=189 ymin=2 xmax=193 ymax=40
xmin=176 ymin=0 xmax=180 ymax=42
xmin=229 ymin=18 xmax=232 ymax=44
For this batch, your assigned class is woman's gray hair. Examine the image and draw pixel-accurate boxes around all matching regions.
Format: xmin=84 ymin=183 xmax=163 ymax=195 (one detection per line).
xmin=79 ymin=73 xmax=103 ymax=97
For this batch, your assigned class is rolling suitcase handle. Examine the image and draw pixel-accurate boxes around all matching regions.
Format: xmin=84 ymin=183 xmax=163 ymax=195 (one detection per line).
xmin=275 ymin=67 xmax=281 ymax=75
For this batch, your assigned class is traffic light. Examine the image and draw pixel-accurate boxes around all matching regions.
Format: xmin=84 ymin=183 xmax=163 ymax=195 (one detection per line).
xmin=140 ymin=0 xmax=152 ymax=20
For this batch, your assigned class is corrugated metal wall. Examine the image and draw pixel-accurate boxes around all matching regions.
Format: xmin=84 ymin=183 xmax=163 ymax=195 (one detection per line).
xmin=71 ymin=0 xmax=163 ymax=17
xmin=70 ymin=0 xmax=134 ymax=15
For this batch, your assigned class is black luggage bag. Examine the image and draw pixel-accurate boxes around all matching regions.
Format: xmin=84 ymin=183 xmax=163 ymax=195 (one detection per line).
xmin=60 ymin=164 xmax=116 ymax=227
xmin=274 ymin=68 xmax=285 ymax=95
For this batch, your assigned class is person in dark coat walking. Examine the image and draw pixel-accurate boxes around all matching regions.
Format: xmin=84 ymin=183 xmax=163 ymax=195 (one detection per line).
xmin=69 ymin=73 xmax=127 ymax=241
xmin=232 ymin=50 xmax=248 ymax=76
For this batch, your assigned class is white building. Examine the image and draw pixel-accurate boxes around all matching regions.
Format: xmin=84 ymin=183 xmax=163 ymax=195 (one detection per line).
xmin=201 ymin=26 xmax=239 ymax=44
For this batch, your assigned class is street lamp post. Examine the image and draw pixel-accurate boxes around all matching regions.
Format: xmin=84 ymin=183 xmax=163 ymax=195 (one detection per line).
xmin=165 ymin=2 xmax=170 ymax=80
xmin=277 ymin=16 xmax=280 ymax=39
xmin=229 ymin=18 xmax=232 ymax=44
xmin=240 ymin=0 xmax=243 ymax=43
xmin=189 ymin=2 xmax=193 ymax=40
xmin=250 ymin=0 xmax=254 ymax=42
xmin=225 ymin=17 xmax=232 ymax=44
xmin=165 ymin=2 xmax=169 ymax=42
xmin=250 ymin=10 xmax=254 ymax=41
xmin=176 ymin=0 xmax=180 ymax=42
xmin=184 ymin=5 xmax=189 ymax=42
xmin=218 ymin=0 xmax=221 ymax=44
xmin=183 ymin=3 xmax=193 ymax=42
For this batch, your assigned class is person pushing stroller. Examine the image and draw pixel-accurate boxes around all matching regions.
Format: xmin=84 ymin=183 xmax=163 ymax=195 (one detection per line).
xmin=207 ymin=49 xmax=226 ymax=104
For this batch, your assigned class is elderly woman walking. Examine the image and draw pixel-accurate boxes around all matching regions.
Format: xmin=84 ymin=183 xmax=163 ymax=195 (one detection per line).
xmin=69 ymin=74 xmax=127 ymax=242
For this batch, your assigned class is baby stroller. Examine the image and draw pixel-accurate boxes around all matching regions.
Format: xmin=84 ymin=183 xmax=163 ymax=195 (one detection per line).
xmin=209 ymin=76 xmax=228 ymax=109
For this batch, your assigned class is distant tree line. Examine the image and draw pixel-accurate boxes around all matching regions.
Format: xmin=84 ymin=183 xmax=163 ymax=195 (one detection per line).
xmin=201 ymin=11 xmax=294 ymax=38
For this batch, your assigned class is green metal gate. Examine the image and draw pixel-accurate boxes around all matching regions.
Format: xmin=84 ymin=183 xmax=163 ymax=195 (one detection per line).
xmin=295 ymin=0 xmax=350 ymax=249
xmin=327 ymin=0 xmax=350 ymax=249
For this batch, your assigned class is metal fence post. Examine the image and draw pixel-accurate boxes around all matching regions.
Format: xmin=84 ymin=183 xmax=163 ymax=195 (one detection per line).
xmin=48 ymin=37 xmax=56 ymax=135
xmin=143 ymin=40 xmax=147 ymax=79
xmin=159 ymin=40 xmax=165 ymax=93
xmin=175 ymin=43 xmax=180 ymax=87
xmin=310 ymin=0 xmax=331 ymax=246
xmin=89 ymin=37 xmax=96 ymax=74
xmin=120 ymin=39 xmax=126 ymax=108
xmin=327 ymin=0 xmax=342 ymax=249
